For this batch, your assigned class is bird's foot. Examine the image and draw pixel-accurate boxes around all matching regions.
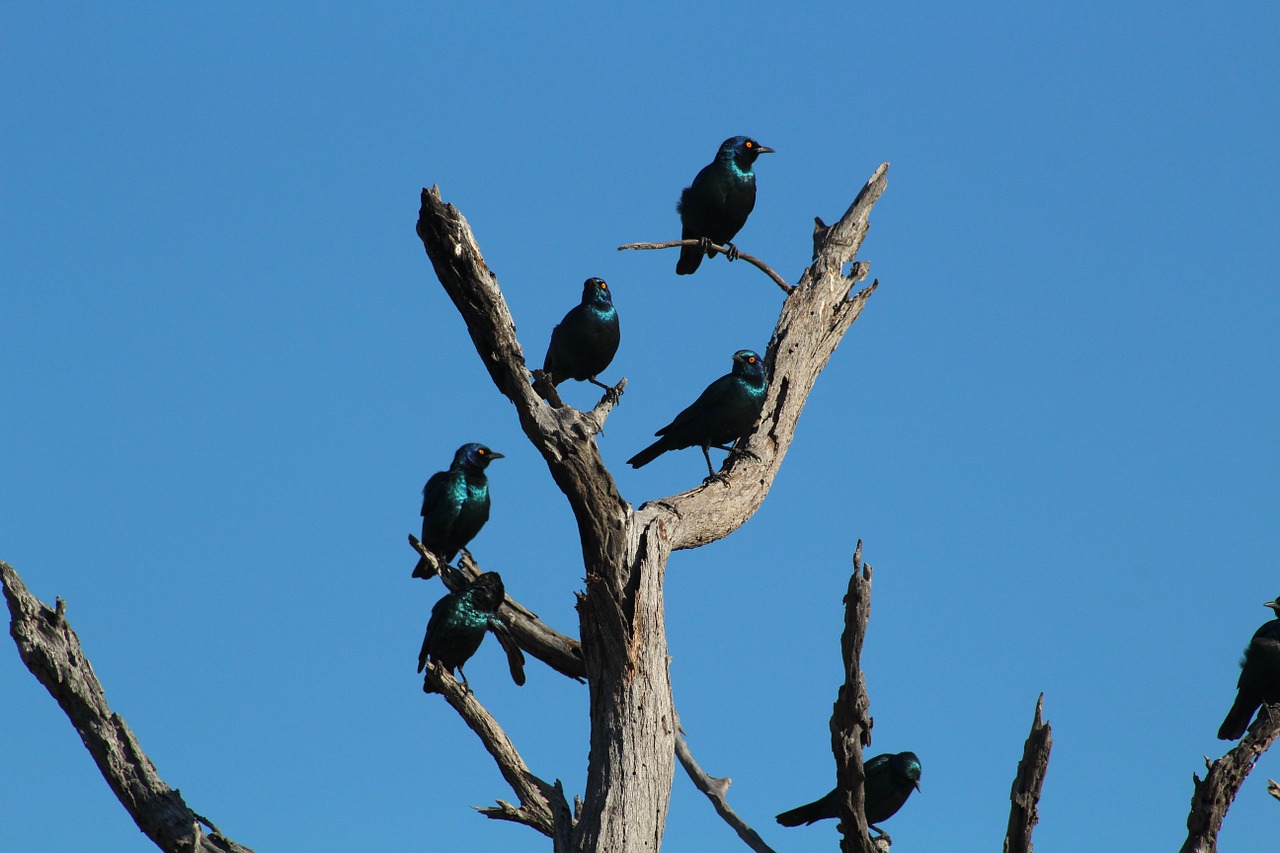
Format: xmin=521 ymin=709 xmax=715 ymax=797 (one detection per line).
xmin=728 ymin=446 xmax=761 ymax=464
xmin=698 ymin=236 xmax=714 ymax=257
xmin=724 ymin=242 xmax=740 ymax=262
xmin=702 ymin=471 xmax=731 ymax=488
xmin=869 ymin=824 xmax=891 ymax=844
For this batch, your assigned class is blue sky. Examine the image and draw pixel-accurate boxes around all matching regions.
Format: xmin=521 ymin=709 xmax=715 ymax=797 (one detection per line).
xmin=3 ymin=3 xmax=1278 ymax=851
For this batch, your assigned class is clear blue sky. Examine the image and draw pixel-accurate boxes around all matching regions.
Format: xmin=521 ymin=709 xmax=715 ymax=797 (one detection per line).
xmin=3 ymin=3 xmax=1278 ymax=851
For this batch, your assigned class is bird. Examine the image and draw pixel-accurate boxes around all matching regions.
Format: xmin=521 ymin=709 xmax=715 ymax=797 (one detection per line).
xmin=418 ymin=571 xmax=525 ymax=693
xmin=1217 ymin=595 xmax=1280 ymax=740
xmin=675 ymin=135 xmax=775 ymax=275
xmin=541 ymin=277 xmax=621 ymax=392
xmin=412 ymin=443 xmax=504 ymax=579
xmin=776 ymin=751 xmax=922 ymax=832
xmin=626 ymin=349 xmax=766 ymax=479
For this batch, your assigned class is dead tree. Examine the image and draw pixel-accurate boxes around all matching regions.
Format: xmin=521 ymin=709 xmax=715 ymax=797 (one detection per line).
xmin=407 ymin=162 xmax=887 ymax=852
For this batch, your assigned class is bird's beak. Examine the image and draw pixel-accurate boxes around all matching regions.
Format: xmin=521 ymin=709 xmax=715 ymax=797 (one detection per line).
xmin=914 ymin=780 xmax=922 ymax=792
xmin=489 ymin=451 xmax=506 ymax=460
xmin=756 ymin=145 xmax=776 ymax=154
xmin=1266 ymin=599 xmax=1278 ymax=609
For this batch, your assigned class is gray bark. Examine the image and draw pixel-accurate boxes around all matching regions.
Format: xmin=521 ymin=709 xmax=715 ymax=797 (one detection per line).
xmin=413 ymin=162 xmax=888 ymax=852
xmin=1003 ymin=694 xmax=1052 ymax=853
xmin=1180 ymin=707 xmax=1280 ymax=853
xmin=1 ymin=561 xmax=256 ymax=853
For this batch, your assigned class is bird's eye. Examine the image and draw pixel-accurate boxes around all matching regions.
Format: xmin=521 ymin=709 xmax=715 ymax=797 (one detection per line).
xmin=745 ymin=140 xmax=754 ymax=148
xmin=600 ymin=282 xmax=608 ymax=291
xmin=477 ymin=448 xmax=487 ymax=456
xmin=748 ymin=356 xmax=756 ymax=363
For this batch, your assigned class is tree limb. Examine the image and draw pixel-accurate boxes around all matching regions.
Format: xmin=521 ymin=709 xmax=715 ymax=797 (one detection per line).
xmin=409 ymin=536 xmax=586 ymax=680
xmin=673 ymin=710 xmax=778 ymax=853
xmin=2 ymin=560 xmax=256 ymax=853
xmin=832 ymin=540 xmax=877 ymax=853
xmin=616 ymin=240 xmax=793 ymax=294
xmin=423 ymin=663 xmax=573 ymax=843
xmin=1003 ymin=694 xmax=1052 ymax=853
xmin=636 ymin=164 xmax=888 ymax=554
xmin=1180 ymin=705 xmax=1280 ymax=853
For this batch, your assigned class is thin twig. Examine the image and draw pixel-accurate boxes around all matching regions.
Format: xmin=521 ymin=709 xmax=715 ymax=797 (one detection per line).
xmin=1003 ymin=694 xmax=1052 ymax=853
xmin=1181 ymin=704 xmax=1280 ymax=853
xmin=831 ymin=540 xmax=878 ymax=853
xmin=409 ymin=536 xmax=585 ymax=681
xmin=423 ymin=664 xmax=572 ymax=838
xmin=674 ymin=711 xmax=779 ymax=853
xmin=2 ymin=560 xmax=256 ymax=853
xmin=617 ymin=240 xmax=793 ymax=294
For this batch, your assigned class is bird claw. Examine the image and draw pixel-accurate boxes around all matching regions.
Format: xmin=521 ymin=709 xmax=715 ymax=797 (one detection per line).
xmin=724 ymin=243 xmax=740 ymax=262
xmin=702 ymin=471 xmax=731 ymax=488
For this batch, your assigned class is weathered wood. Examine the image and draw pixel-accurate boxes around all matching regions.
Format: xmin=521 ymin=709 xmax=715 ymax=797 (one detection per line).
xmin=2 ymin=561 xmax=256 ymax=853
xmin=1003 ymin=694 xmax=1052 ymax=853
xmin=674 ymin=711 xmax=778 ymax=853
xmin=832 ymin=541 xmax=879 ymax=853
xmin=1180 ymin=706 xmax=1280 ymax=853
xmin=414 ymin=164 xmax=888 ymax=852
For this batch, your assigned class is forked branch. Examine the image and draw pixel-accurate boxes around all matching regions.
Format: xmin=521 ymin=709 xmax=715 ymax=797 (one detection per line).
xmin=409 ymin=536 xmax=585 ymax=680
xmin=1 ymin=560 xmax=256 ymax=853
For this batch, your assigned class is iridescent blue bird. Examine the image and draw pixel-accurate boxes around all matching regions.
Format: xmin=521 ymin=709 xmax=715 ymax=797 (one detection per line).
xmin=676 ymin=136 xmax=775 ymax=275
xmin=542 ymin=277 xmax=620 ymax=392
xmin=418 ymin=571 xmax=525 ymax=693
xmin=626 ymin=349 xmax=766 ymax=479
xmin=412 ymin=443 xmax=503 ymax=579
xmin=1217 ymin=595 xmax=1280 ymax=740
xmin=776 ymin=751 xmax=922 ymax=833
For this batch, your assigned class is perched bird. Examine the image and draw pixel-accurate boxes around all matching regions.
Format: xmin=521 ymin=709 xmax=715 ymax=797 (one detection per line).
xmin=418 ymin=571 xmax=525 ymax=693
xmin=776 ymin=751 xmax=922 ymax=831
xmin=1217 ymin=595 xmax=1280 ymax=740
xmin=412 ymin=443 xmax=503 ymax=579
xmin=676 ymin=135 xmax=775 ymax=275
xmin=626 ymin=349 xmax=766 ymax=479
xmin=542 ymin=277 xmax=620 ymax=392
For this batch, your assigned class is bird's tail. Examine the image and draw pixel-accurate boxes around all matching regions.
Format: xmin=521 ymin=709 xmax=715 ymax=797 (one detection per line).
xmin=676 ymin=243 xmax=703 ymax=275
xmin=1217 ymin=694 xmax=1259 ymax=740
xmin=627 ymin=438 xmax=671 ymax=469
xmin=775 ymin=797 xmax=829 ymax=827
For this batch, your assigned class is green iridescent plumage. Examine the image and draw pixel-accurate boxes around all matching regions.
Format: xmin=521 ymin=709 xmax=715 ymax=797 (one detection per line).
xmin=542 ymin=277 xmax=620 ymax=393
xmin=412 ymin=443 xmax=503 ymax=579
xmin=1217 ymin=595 xmax=1280 ymax=740
xmin=676 ymin=136 xmax=774 ymax=275
xmin=418 ymin=571 xmax=525 ymax=693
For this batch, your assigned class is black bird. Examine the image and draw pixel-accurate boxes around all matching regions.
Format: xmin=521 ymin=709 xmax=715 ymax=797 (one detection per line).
xmin=627 ymin=349 xmax=766 ymax=479
xmin=776 ymin=751 xmax=922 ymax=832
xmin=1217 ymin=595 xmax=1280 ymax=740
xmin=412 ymin=443 xmax=503 ymax=579
xmin=542 ymin=277 xmax=620 ymax=391
xmin=676 ymin=135 xmax=775 ymax=275
xmin=418 ymin=571 xmax=525 ymax=693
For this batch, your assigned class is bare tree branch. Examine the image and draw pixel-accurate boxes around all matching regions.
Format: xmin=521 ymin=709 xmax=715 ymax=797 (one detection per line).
xmin=673 ymin=710 xmax=778 ymax=853
xmin=416 ymin=163 xmax=888 ymax=851
xmin=1181 ymin=705 xmax=1280 ymax=853
xmin=1003 ymin=694 xmax=1052 ymax=853
xmin=616 ymin=240 xmax=793 ymax=294
xmin=409 ymin=536 xmax=586 ymax=680
xmin=1268 ymin=778 xmax=1280 ymax=802
xmin=637 ymin=164 xmax=889 ymax=554
xmin=423 ymin=663 xmax=573 ymax=843
xmin=2 ymin=560 xmax=256 ymax=853
xmin=832 ymin=540 xmax=878 ymax=853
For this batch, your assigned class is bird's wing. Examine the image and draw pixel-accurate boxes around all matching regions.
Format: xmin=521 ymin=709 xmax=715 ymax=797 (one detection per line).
xmin=418 ymin=594 xmax=453 ymax=672
xmin=421 ymin=471 xmax=451 ymax=517
xmin=489 ymin=617 xmax=526 ymax=686
xmin=656 ymin=375 xmax=734 ymax=437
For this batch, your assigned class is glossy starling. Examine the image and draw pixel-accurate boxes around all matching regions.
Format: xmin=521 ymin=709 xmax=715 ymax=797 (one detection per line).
xmin=776 ymin=751 xmax=922 ymax=831
xmin=1217 ymin=595 xmax=1280 ymax=740
xmin=542 ymin=277 xmax=620 ymax=391
xmin=418 ymin=571 xmax=525 ymax=693
xmin=676 ymin=136 xmax=774 ymax=275
xmin=412 ymin=443 xmax=503 ymax=579
xmin=626 ymin=349 xmax=766 ymax=478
